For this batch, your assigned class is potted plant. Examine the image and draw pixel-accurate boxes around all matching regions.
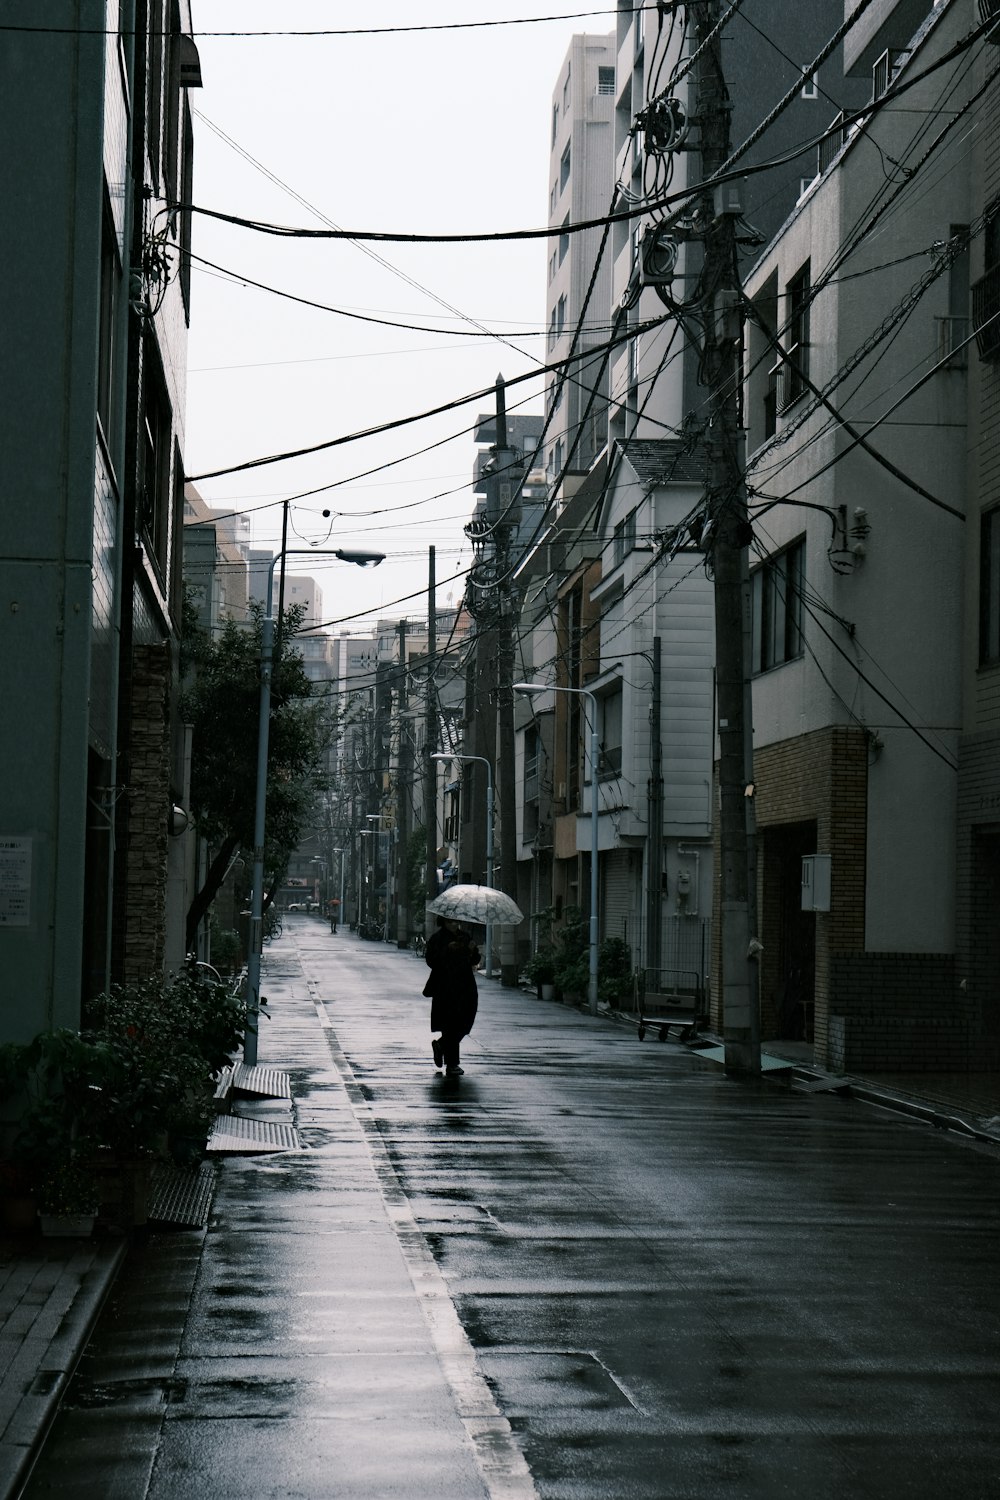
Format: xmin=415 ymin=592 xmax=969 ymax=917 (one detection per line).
xmin=552 ymin=906 xmax=589 ymax=1004
xmin=597 ymin=936 xmax=634 ymax=1009
xmin=36 ymin=1159 xmax=100 ymax=1237
xmin=523 ymin=947 xmax=557 ymax=1000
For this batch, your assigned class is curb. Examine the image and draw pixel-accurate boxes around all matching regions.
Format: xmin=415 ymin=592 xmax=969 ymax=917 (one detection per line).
xmin=0 ymin=1238 xmax=128 ymax=1500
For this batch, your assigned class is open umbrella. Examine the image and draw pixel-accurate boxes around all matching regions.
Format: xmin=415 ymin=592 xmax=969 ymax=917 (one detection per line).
xmin=426 ymin=884 xmax=523 ymax=926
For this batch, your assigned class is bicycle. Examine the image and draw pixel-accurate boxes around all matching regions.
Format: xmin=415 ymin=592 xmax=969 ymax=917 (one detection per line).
xmin=411 ymin=931 xmax=426 ymax=956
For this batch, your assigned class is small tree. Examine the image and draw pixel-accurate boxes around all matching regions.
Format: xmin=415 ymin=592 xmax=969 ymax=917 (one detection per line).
xmin=181 ymin=601 xmax=329 ymax=950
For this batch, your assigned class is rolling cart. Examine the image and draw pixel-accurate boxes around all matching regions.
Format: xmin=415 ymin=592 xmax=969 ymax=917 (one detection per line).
xmin=635 ymin=967 xmax=706 ymax=1042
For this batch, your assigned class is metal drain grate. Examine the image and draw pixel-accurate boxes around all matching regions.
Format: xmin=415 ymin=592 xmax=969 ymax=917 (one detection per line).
xmin=207 ymin=1115 xmax=301 ymax=1154
xmin=148 ymin=1163 xmax=218 ymax=1227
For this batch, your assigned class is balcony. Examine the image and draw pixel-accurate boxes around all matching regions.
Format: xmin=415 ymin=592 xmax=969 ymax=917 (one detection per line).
xmin=972 ymin=265 xmax=1000 ymax=361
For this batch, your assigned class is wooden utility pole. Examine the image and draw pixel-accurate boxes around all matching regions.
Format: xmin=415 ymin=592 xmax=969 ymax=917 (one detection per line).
xmin=692 ymin=2 xmax=761 ymax=1073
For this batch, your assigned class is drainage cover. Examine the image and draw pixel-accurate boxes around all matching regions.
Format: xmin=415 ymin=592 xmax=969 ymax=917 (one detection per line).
xmin=149 ymin=1163 xmax=218 ymax=1227
xmin=207 ymin=1115 xmax=301 ymax=1154
xmin=230 ymin=1063 xmax=292 ymax=1099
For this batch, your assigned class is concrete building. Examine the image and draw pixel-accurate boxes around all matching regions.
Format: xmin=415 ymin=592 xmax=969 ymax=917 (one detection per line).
xmin=0 ymin=0 xmax=201 ymax=1039
xmin=545 ymin=33 xmax=617 ymax=487
xmin=741 ymin=0 xmax=989 ymax=1067
xmin=962 ymin=2 xmax=1000 ymax=1071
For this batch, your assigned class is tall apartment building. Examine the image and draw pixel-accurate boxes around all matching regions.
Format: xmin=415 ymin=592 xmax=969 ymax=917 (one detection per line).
xmin=545 ymin=33 xmax=617 ymax=488
xmin=0 ymin=0 xmax=202 ymax=1039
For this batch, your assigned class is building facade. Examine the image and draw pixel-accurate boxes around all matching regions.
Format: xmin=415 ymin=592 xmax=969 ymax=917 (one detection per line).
xmin=0 ymin=0 xmax=201 ymax=1041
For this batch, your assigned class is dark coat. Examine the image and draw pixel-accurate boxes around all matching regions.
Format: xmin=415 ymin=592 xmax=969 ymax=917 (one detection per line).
xmin=424 ymin=925 xmax=479 ymax=1036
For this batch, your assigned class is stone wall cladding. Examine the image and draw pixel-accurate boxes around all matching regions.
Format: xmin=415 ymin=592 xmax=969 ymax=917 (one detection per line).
xmin=122 ymin=643 xmax=171 ymax=979
xmin=828 ymin=951 xmax=973 ymax=1073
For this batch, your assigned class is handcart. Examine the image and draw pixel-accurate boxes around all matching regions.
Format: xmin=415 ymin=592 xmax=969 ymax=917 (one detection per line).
xmin=634 ymin=967 xmax=706 ymax=1042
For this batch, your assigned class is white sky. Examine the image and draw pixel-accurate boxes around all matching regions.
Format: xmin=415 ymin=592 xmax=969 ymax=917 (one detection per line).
xmin=185 ymin=2 xmax=616 ymax=630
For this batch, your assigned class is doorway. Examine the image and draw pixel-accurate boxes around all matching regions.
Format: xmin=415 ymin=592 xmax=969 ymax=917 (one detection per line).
xmin=762 ymin=821 xmax=817 ymax=1041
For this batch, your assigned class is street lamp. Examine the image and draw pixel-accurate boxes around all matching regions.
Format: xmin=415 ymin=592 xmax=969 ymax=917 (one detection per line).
xmin=431 ymin=752 xmax=495 ymax=979
xmin=514 ymin=681 xmax=600 ymax=1015
xmin=245 ymin=546 xmax=384 ymax=1065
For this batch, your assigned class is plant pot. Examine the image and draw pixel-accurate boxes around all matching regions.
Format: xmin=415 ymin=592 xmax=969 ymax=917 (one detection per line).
xmin=540 ymin=983 xmax=555 ymax=1001
xmin=39 ymin=1212 xmax=96 ymax=1238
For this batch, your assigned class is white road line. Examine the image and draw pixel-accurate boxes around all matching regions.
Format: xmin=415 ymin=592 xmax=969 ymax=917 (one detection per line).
xmin=321 ymin=1027 xmax=539 ymax=1500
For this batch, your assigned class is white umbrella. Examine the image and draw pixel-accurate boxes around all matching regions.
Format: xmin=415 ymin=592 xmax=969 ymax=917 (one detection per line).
xmin=426 ymin=884 xmax=523 ymax=926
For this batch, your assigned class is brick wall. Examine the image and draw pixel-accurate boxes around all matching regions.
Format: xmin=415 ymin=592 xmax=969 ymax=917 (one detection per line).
xmin=712 ymin=725 xmax=868 ymax=1056
xmin=122 ymin=642 xmax=171 ymax=979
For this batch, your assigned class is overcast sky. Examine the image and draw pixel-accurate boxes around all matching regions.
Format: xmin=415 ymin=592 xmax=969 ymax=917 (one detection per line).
xmin=185 ymin=2 xmax=617 ymax=630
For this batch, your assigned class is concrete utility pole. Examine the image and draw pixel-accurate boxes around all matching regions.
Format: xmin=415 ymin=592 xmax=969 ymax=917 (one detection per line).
xmin=395 ymin=618 xmax=410 ymax=947
xmin=492 ymin=377 xmax=521 ymax=987
xmin=646 ymin=636 xmax=664 ymax=978
xmin=425 ymin=548 xmax=438 ymax=909
xmin=692 ymin=2 xmax=761 ymax=1074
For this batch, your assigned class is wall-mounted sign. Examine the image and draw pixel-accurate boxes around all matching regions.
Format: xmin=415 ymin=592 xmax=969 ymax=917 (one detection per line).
xmin=0 ymin=837 xmax=32 ymax=926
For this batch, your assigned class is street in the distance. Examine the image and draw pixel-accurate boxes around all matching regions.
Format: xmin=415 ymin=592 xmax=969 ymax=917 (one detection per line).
xmin=24 ymin=918 xmax=1000 ymax=1500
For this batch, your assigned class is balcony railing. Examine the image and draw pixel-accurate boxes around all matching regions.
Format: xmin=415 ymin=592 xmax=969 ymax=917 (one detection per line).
xmin=972 ymin=265 xmax=1000 ymax=361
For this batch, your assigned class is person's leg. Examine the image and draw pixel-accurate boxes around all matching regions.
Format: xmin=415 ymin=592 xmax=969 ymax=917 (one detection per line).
xmin=431 ymin=1034 xmax=444 ymax=1069
xmin=441 ymin=1030 xmax=463 ymax=1073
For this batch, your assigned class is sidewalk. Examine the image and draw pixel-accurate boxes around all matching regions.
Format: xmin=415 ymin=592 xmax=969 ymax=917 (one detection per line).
xmin=2 ymin=927 xmax=1000 ymax=1497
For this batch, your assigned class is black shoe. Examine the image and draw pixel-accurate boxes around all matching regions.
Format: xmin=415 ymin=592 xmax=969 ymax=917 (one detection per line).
xmin=446 ymin=1066 xmax=464 ymax=1076
xmin=432 ymin=1038 xmax=444 ymax=1069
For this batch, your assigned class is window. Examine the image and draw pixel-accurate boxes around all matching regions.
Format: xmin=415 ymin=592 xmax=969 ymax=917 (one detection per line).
xmin=751 ymin=538 xmax=804 ymax=673
xmin=972 ymin=199 xmax=1000 ymax=360
xmin=981 ymin=507 xmax=1000 ymax=666
xmin=524 ymin=725 xmax=540 ymax=802
xmin=801 ymin=67 xmax=818 ymax=99
xmin=612 ymin=510 xmax=636 ymax=568
xmin=560 ymin=141 xmax=571 ymax=193
xmin=601 ymin=690 xmax=623 ymax=776
xmin=552 ymin=102 xmax=559 ymax=145
xmin=780 ymin=261 xmax=810 ymax=409
xmin=140 ymin=346 xmax=172 ymax=578
xmin=598 ymin=65 xmax=615 ymax=95
xmin=563 ymin=64 xmax=571 ymax=111
xmin=97 ymin=207 xmax=119 ymax=451
xmin=559 ymin=216 xmax=570 ymax=264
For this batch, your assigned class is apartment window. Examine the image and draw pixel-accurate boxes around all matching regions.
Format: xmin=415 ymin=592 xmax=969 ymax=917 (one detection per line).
xmin=559 ymin=216 xmax=570 ymax=264
xmin=751 ymin=538 xmax=804 ymax=673
xmin=801 ymin=67 xmax=818 ymax=99
xmin=981 ymin=507 xmax=1000 ymax=665
xmin=97 ymin=208 xmax=119 ymax=451
xmin=597 ymin=65 xmax=615 ymax=96
xmin=146 ymin=0 xmax=164 ymax=188
xmin=556 ymin=293 xmax=566 ymax=336
xmin=972 ymin=200 xmax=1000 ymax=361
xmin=552 ymin=102 xmax=559 ymax=145
xmin=524 ymin=724 xmax=540 ymax=802
xmin=563 ymin=64 xmax=571 ymax=111
xmin=560 ymin=141 xmax=571 ymax=193
xmin=601 ymin=689 xmax=623 ymax=777
xmin=780 ymin=261 xmax=810 ymax=409
xmin=612 ymin=509 xmax=636 ymax=568
xmin=140 ymin=346 xmax=172 ymax=578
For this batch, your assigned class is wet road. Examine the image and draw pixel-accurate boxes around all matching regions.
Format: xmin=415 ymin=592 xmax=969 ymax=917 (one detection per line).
xmin=25 ymin=920 xmax=1000 ymax=1498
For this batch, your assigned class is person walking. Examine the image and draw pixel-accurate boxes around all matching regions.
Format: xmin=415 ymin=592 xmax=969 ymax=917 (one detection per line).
xmin=423 ymin=917 xmax=479 ymax=1076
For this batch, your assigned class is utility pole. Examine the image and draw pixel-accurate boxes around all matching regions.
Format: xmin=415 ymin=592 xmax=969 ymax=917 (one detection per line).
xmin=492 ymin=377 xmax=521 ymax=986
xmin=693 ymin=3 xmax=761 ymax=1074
xmin=646 ymin=636 xmax=664 ymax=978
xmin=395 ymin=618 xmax=410 ymax=947
xmin=424 ymin=547 xmax=438 ymax=910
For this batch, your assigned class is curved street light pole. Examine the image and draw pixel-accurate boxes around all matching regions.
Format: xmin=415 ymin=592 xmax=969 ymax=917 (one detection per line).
xmin=244 ymin=547 xmax=384 ymax=1065
xmin=431 ymin=752 xmax=495 ymax=979
xmin=514 ymin=682 xmax=600 ymax=1015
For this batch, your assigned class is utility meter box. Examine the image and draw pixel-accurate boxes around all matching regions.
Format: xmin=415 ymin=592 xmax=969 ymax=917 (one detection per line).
xmin=801 ymin=854 xmax=831 ymax=912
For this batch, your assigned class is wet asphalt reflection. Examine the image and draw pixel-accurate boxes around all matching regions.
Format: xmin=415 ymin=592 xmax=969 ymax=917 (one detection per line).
xmin=24 ymin=919 xmax=1000 ymax=1499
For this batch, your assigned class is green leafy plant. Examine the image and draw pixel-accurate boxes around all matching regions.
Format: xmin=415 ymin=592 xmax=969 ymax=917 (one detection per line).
xmin=552 ymin=906 xmax=589 ymax=999
xmin=36 ymin=1161 xmax=100 ymax=1216
xmin=597 ymin=936 xmax=634 ymax=1006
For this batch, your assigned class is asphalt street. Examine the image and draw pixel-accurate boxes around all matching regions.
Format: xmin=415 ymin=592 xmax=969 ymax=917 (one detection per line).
xmin=22 ymin=918 xmax=1000 ymax=1499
